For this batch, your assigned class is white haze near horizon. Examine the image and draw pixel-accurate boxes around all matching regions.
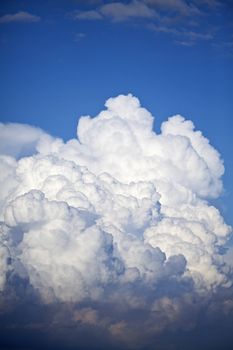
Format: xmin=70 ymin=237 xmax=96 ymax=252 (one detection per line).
xmin=0 ymin=94 xmax=232 ymax=348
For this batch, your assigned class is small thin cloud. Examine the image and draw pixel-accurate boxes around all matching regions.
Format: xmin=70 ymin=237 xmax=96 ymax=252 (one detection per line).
xmin=212 ymin=40 xmax=233 ymax=58
xmin=149 ymin=22 xmax=213 ymax=45
xmin=213 ymin=40 xmax=233 ymax=49
xmin=175 ymin=39 xmax=196 ymax=46
xmin=73 ymin=10 xmax=103 ymax=20
xmin=193 ymin=0 xmax=222 ymax=8
xmin=74 ymin=32 xmax=86 ymax=42
xmin=184 ymin=30 xmax=213 ymax=41
xmin=72 ymin=0 xmax=103 ymax=4
xmin=145 ymin=0 xmax=201 ymax=16
xmin=148 ymin=23 xmax=179 ymax=35
xmin=0 ymin=11 xmax=41 ymax=24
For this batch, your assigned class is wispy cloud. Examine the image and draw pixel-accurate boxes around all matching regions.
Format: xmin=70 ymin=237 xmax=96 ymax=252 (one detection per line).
xmin=184 ymin=30 xmax=213 ymax=41
xmin=100 ymin=1 xmax=157 ymax=22
xmin=71 ymin=0 xmax=230 ymax=48
xmin=148 ymin=23 xmax=179 ymax=35
xmin=149 ymin=22 xmax=213 ymax=45
xmin=193 ymin=0 xmax=222 ymax=8
xmin=72 ymin=0 xmax=103 ymax=4
xmin=73 ymin=10 xmax=103 ymax=20
xmin=71 ymin=0 xmax=224 ymax=24
xmin=145 ymin=0 xmax=200 ymax=16
xmin=74 ymin=32 xmax=86 ymax=42
xmin=212 ymin=39 xmax=233 ymax=57
xmin=0 ymin=11 xmax=41 ymax=24
xmin=175 ymin=39 xmax=196 ymax=46
xmin=74 ymin=1 xmax=158 ymax=22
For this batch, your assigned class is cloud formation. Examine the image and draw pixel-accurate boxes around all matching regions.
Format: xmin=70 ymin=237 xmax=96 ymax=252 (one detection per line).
xmin=74 ymin=0 xmax=201 ymax=21
xmin=100 ymin=1 xmax=157 ymax=22
xmin=0 ymin=11 xmax=41 ymax=24
xmin=0 ymin=94 xmax=232 ymax=348
xmin=145 ymin=0 xmax=200 ymax=15
xmin=73 ymin=0 xmax=157 ymax=22
xmin=0 ymin=123 xmax=53 ymax=158
xmin=148 ymin=23 xmax=213 ymax=45
xmin=71 ymin=0 xmax=227 ymax=47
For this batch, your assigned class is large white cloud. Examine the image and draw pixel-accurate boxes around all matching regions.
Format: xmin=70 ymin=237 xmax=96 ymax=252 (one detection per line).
xmin=0 ymin=94 xmax=232 ymax=347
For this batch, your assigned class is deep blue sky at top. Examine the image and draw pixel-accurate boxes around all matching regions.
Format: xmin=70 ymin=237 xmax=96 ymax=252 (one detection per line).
xmin=0 ymin=0 xmax=232 ymax=225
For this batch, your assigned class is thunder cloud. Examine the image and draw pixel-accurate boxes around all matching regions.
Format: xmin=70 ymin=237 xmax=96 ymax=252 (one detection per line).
xmin=0 ymin=94 xmax=232 ymax=349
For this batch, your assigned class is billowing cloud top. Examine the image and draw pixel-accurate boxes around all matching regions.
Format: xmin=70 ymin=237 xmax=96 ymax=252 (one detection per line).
xmin=0 ymin=94 xmax=232 ymax=348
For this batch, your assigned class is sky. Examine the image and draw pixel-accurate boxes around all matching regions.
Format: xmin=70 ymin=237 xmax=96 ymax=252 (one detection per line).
xmin=0 ymin=1 xmax=233 ymax=350
xmin=0 ymin=0 xmax=233 ymax=225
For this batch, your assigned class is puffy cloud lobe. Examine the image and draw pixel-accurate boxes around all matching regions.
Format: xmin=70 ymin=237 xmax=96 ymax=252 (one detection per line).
xmin=51 ymin=94 xmax=225 ymax=204
xmin=0 ymin=122 xmax=58 ymax=159
xmin=0 ymin=94 xmax=232 ymax=346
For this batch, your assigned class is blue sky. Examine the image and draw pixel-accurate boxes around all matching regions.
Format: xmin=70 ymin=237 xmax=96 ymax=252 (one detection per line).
xmin=0 ymin=0 xmax=232 ymax=225
xmin=1 ymin=2 xmax=233 ymax=350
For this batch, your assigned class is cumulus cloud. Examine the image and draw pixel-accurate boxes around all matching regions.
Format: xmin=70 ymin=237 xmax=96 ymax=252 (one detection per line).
xmin=0 ymin=94 xmax=232 ymax=348
xmin=0 ymin=11 xmax=41 ymax=24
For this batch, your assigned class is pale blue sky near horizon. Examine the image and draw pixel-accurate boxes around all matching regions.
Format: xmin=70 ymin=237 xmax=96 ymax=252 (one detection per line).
xmin=0 ymin=0 xmax=232 ymax=227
